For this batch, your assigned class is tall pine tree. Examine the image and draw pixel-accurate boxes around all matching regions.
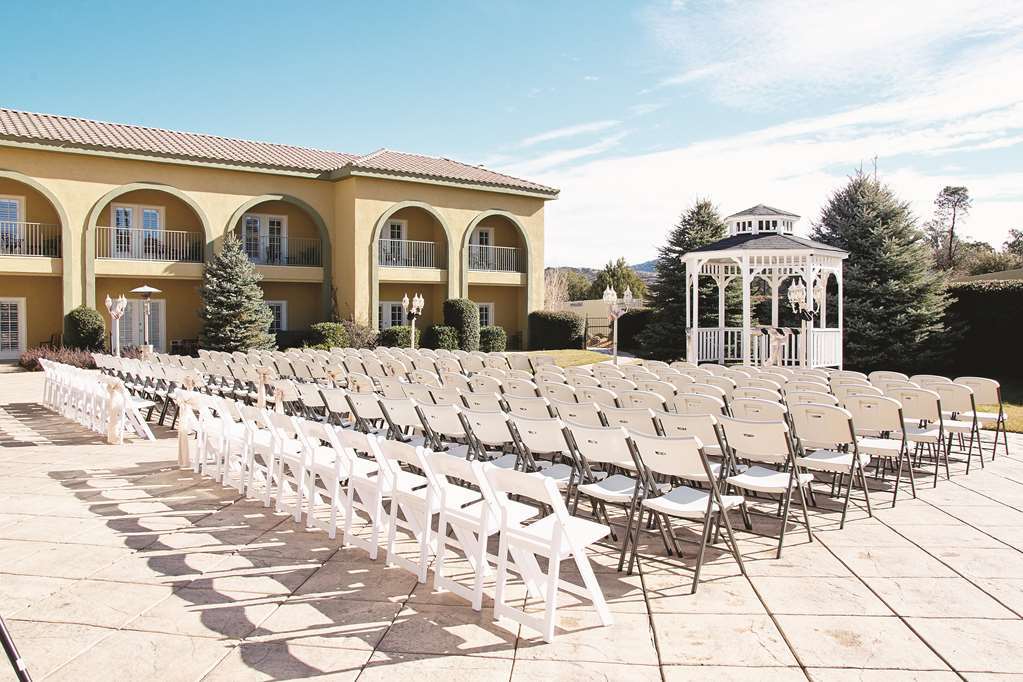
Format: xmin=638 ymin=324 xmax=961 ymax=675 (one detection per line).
xmin=638 ymin=199 xmax=728 ymax=360
xmin=811 ymin=171 xmax=949 ymax=372
xmin=199 ymin=233 xmax=276 ymax=351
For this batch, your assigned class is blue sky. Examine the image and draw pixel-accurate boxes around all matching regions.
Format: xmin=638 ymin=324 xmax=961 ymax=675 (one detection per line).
xmin=3 ymin=1 xmax=1022 ymax=266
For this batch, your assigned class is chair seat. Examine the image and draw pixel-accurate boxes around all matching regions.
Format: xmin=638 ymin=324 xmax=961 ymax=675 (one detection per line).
xmin=485 ymin=453 xmax=521 ymax=470
xmin=796 ymin=449 xmax=870 ymax=474
xmin=432 ymin=442 xmax=471 ymax=459
xmin=904 ymin=424 xmax=941 ymax=443
xmin=643 ymin=485 xmax=744 ymax=519
xmin=857 ymin=436 xmax=904 ymax=457
xmin=577 ymin=473 xmax=641 ymax=503
xmin=944 ymin=418 xmax=976 ymax=433
xmin=519 ymin=514 xmax=610 ymax=557
xmin=533 ymin=462 xmax=576 ymax=489
xmin=727 ymin=465 xmax=813 ymax=494
xmin=963 ymin=410 xmax=1001 ymax=423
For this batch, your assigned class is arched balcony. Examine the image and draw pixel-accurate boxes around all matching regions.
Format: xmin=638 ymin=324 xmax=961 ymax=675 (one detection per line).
xmin=0 ymin=175 xmax=63 ymax=259
xmin=94 ymin=187 xmax=207 ymax=263
xmin=232 ymin=199 xmax=324 ymax=268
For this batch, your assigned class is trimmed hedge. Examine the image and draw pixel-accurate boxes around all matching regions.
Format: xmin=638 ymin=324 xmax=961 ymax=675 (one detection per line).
xmin=422 ymin=325 xmax=460 ymax=350
xmin=443 ymin=298 xmax=480 ymax=351
xmin=528 ymin=311 xmax=584 ymax=350
xmin=64 ymin=306 xmax=106 ymax=351
xmin=378 ymin=325 xmax=420 ymax=348
xmin=479 ymin=325 xmax=507 ymax=352
xmin=617 ymin=308 xmax=652 ymax=352
xmin=942 ymin=281 xmax=1023 ymax=379
xmin=309 ymin=322 xmax=348 ymax=349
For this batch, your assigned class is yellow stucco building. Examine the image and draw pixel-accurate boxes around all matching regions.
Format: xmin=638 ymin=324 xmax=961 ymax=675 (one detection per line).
xmin=0 ymin=108 xmax=557 ymax=358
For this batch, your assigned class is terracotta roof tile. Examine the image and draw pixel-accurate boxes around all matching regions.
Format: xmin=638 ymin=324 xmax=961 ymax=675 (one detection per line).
xmin=0 ymin=107 xmax=557 ymax=195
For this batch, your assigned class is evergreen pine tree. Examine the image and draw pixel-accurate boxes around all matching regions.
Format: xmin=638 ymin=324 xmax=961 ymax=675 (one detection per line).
xmin=198 ymin=233 xmax=276 ymax=351
xmin=638 ymin=199 xmax=727 ymax=360
xmin=811 ymin=171 xmax=949 ymax=372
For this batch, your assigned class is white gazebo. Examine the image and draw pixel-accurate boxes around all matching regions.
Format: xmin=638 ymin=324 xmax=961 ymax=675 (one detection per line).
xmin=681 ymin=204 xmax=849 ymax=368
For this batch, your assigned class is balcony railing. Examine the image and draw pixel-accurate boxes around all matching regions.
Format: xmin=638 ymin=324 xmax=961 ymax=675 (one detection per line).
xmin=378 ymin=239 xmax=437 ymax=268
xmin=96 ymin=226 xmax=204 ymax=262
xmin=0 ymin=222 xmax=61 ymax=257
xmin=469 ymin=244 xmax=523 ymax=272
xmin=241 ymin=235 xmax=322 ymax=267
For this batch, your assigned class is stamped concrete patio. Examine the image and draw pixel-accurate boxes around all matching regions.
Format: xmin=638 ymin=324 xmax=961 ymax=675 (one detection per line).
xmin=2 ymin=370 xmax=1023 ymax=681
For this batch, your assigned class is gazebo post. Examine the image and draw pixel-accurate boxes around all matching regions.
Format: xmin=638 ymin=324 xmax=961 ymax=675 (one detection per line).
xmin=684 ymin=263 xmax=692 ymax=361
xmin=741 ymin=255 xmax=751 ymax=366
xmin=837 ymin=263 xmax=844 ymax=369
xmin=716 ymin=275 xmax=726 ymax=363
xmin=770 ymin=278 xmax=780 ymax=327
xmin=803 ymin=265 xmax=814 ymax=367
xmin=691 ymin=261 xmax=700 ymax=363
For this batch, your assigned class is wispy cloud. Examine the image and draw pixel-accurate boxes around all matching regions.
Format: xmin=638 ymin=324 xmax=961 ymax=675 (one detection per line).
xmin=583 ymin=75 xmax=600 ymax=81
xmin=502 ymin=131 xmax=630 ymax=177
xmin=629 ymin=102 xmax=666 ymax=116
xmin=519 ymin=119 xmax=621 ymax=147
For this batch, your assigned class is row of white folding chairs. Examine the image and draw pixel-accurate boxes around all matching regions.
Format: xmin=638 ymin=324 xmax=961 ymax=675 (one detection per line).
xmin=40 ymin=360 xmax=155 ymax=441
xmin=178 ymin=390 xmax=613 ymax=642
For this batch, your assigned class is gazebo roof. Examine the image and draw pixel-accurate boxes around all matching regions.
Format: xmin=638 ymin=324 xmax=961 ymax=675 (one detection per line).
xmin=689 ymin=233 xmax=848 ymax=255
xmin=725 ymin=204 xmax=800 ymax=219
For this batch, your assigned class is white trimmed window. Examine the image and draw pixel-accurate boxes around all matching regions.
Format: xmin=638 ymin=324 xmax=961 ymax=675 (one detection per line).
xmin=0 ymin=297 xmax=26 ymax=359
xmin=266 ymin=301 xmax=287 ymax=334
xmin=242 ymin=213 xmax=288 ymax=264
xmin=478 ymin=302 xmax=494 ymax=328
xmin=378 ymin=302 xmax=406 ymax=331
xmin=0 ymin=195 xmax=24 ymax=252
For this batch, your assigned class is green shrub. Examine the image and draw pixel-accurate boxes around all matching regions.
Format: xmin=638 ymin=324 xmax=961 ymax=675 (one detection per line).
xmin=63 ymin=306 xmax=106 ymax=351
xmin=443 ymin=298 xmax=480 ymax=351
xmin=941 ymin=280 xmax=1023 ymax=379
xmin=378 ymin=325 xmax=420 ymax=348
xmin=528 ymin=311 xmax=584 ymax=350
xmin=479 ymin=325 xmax=507 ymax=352
xmin=309 ymin=322 xmax=349 ymax=348
xmin=617 ymin=309 xmax=652 ymax=352
xmin=422 ymin=325 xmax=460 ymax=350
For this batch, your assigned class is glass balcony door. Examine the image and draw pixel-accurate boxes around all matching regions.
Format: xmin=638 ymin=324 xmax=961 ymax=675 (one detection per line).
xmin=242 ymin=213 xmax=288 ymax=265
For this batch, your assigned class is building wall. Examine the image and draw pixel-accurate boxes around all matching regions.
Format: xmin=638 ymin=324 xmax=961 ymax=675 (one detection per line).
xmin=0 ymin=274 xmax=63 ymax=348
xmin=0 ymin=142 xmax=548 ymax=350
xmin=467 ymin=284 xmax=526 ymax=340
xmin=95 ymin=276 xmax=203 ymax=344
xmin=0 ymin=178 xmax=61 ymax=226
xmin=259 ymin=282 xmax=324 ymax=331
xmin=378 ymin=282 xmax=447 ymax=328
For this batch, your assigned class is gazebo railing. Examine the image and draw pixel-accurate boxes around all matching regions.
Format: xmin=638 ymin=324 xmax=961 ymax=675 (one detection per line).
xmin=693 ymin=326 xmax=839 ymax=367
xmin=810 ymin=328 xmax=842 ymax=367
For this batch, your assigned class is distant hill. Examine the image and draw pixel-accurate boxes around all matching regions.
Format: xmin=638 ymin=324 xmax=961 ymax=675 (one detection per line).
xmin=631 ymin=259 xmax=657 ymax=273
xmin=546 ymin=259 xmax=658 ymax=292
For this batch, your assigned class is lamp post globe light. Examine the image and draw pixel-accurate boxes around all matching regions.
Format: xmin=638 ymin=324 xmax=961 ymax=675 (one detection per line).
xmin=130 ymin=285 xmax=161 ymax=355
xmin=402 ymin=292 xmax=425 ymax=350
xmin=787 ymin=277 xmax=825 ymax=365
xmin=603 ymin=285 xmax=634 ymax=366
xmin=104 ymin=294 xmax=128 ymax=357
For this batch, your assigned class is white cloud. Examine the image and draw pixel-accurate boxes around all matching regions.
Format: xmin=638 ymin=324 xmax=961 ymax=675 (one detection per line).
xmin=583 ymin=75 xmax=600 ymax=82
xmin=501 ymin=131 xmax=631 ymax=177
xmin=518 ymin=119 xmax=621 ymax=147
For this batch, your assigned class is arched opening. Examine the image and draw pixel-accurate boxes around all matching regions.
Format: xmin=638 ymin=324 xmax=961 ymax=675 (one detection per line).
xmin=0 ymin=171 xmax=69 ymax=355
xmin=86 ymin=184 xmax=212 ymax=354
xmin=462 ymin=211 xmax=532 ymax=346
xmin=371 ymin=202 xmax=453 ymax=331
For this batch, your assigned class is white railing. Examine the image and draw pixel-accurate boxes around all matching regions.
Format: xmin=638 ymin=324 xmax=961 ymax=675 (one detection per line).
xmin=0 ymin=221 xmax=61 ymax=257
xmin=241 ymin=235 xmax=322 ymax=266
xmin=468 ymin=244 xmax=522 ymax=272
xmin=96 ymin=226 xmax=204 ymax=262
xmin=810 ymin=328 xmax=842 ymax=367
xmin=378 ymin=239 xmax=436 ymax=268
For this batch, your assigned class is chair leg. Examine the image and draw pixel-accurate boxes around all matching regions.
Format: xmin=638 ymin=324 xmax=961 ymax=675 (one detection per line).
xmin=719 ymin=510 xmax=747 ymax=576
xmin=691 ymin=513 xmax=714 ymax=594
xmin=839 ymin=467 xmax=854 ymax=529
xmin=857 ymin=460 xmax=873 ymax=519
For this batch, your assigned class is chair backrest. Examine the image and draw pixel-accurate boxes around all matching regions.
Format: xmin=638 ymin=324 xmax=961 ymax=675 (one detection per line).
xmin=592 ymin=366 xmax=625 ymax=381
xmin=955 ymin=376 xmax=1001 ymax=406
xmin=758 ymin=372 xmax=789 ymax=386
xmin=538 ymin=381 xmax=577 ymax=403
xmin=733 ymin=386 xmax=782 ymax=402
xmin=459 ymin=408 xmax=514 ymax=447
xmin=930 ymin=382 xmax=975 ymax=414
xmin=378 ymin=396 xmax=423 ymax=435
xmin=505 ymin=353 xmax=533 ymax=372
xmin=502 ymin=378 xmax=539 ymax=398
xmin=844 ymin=394 xmax=903 ymax=434
xmin=719 ymin=415 xmax=792 ymax=465
xmin=888 ymin=387 xmax=941 ymax=422
xmin=910 ymin=374 xmax=951 ymax=385
xmin=434 ymin=356 xmax=463 ymax=375
xmin=869 ymin=370 xmax=908 ymax=383
xmin=746 ymin=378 xmax=783 ymax=392
xmin=428 ymin=386 xmax=463 ymax=406
xmin=529 ymin=354 xmax=556 ymax=371
xmin=479 ymin=367 xmax=508 ymax=381
xmin=383 ymin=357 xmax=410 ymax=377
xmin=788 ymin=380 xmax=830 ymax=393
xmin=549 ymin=399 xmax=604 ymax=427
xmin=508 ymin=414 xmax=571 ymax=457
xmin=461 ymin=391 xmax=505 ymax=412
xmin=665 ymin=373 xmax=697 ymax=390
xmin=629 ymin=431 xmax=710 ymax=482
xmin=469 ymin=375 xmax=503 ymax=394
xmin=786 ymin=390 xmax=839 ymax=407
xmin=576 ymin=386 xmax=619 ymax=408
xmin=600 ymin=405 xmax=658 ymax=435
xmin=440 ymin=371 xmax=471 ymax=392
xmin=483 ymin=355 xmax=510 ymax=371
xmin=484 ymin=466 xmax=566 ymax=530
xmin=789 ymin=403 xmax=855 ymax=449
xmin=346 ymin=391 xmax=385 ymax=424
xmin=566 ymin=422 xmax=633 ymax=468
xmin=635 ymin=380 xmax=676 ymax=404
xmin=347 ymin=372 xmax=376 ymax=394
xmin=601 ymin=377 xmax=638 ymax=393
xmin=655 ymin=411 xmax=720 ymax=449
xmin=619 ymin=389 xmax=666 ymax=411
xmin=375 ymin=376 xmax=408 ymax=400
xmin=503 ymin=395 xmax=553 ymax=419
xmin=680 ymin=367 xmax=713 ymax=381
xmin=567 ymin=374 xmax=601 ymax=388
xmin=417 ymin=402 xmax=467 ymax=440
xmin=687 ymin=383 xmax=728 ymax=402
xmin=408 ymin=369 xmax=441 ymax=388
xmin=834 ymin=383 xmax=884 ymax=400
xmin=730 ymin=398 xmax=788 ymax=422
xmin=402 ymin=383 xmax=436 ymax=405
xmin=672 ymin=392 xmax=726 ymax=416
xmin=703 ymin=376 xmax=736 ymax=399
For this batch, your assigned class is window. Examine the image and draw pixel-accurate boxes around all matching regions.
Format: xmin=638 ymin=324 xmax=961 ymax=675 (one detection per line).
xmin=266 ymin=301 xmax=287 ymax=334
xmin=388 ymin=220 xmax=407 ymax=241
xmin=0 ymin=195 xmax=24 ymax=254
xmin=478 ymin=302 xmax=494 ymax=328
xmin=111 ymin=204 xmax=163 ymax=259
xmin=378 ymin=301 xmax=406 ymax=331
xmin=116 ymin=299 xmax=166 ymax=352
xmin=0 ymin=297 xmax=26 ymax=359
xmin=241 ymin=213 xmax=288 ymax=264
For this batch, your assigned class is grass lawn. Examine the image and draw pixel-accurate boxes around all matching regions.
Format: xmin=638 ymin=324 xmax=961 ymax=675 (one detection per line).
xmin=994 ymin=378 xmax=1023 ymax=433
xmin=525 ymin=349 xmax=610 ymax=368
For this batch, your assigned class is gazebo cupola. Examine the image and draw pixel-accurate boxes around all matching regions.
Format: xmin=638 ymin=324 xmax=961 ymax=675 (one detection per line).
xmin=681 ymin=204 xmax=849 ymax=368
